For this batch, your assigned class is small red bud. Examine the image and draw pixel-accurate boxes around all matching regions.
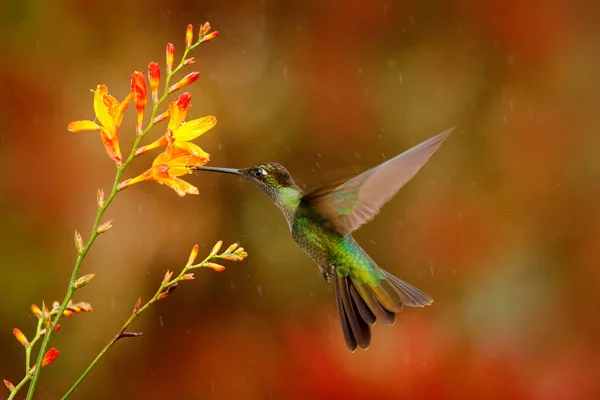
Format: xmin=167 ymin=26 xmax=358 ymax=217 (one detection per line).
xmin=3 ymin=379 xmax=15 ymax=392
xmin=148 ymin=62 xmax=161 ymax=103
xmin=41 ymin=348 xmax=59 ymax=367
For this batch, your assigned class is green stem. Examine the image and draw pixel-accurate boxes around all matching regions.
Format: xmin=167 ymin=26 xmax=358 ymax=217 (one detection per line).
xmin=26 ymin=45 xmax=196 ymax=400
xmin=8 ymin=375 xmax=31 ymax=400
xmin=61 ymin=248 xmax=216 ymax=399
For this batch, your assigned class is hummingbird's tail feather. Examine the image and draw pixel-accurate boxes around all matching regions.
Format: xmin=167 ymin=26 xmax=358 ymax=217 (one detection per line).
xmin=333 ymin=275 xmax=371 ymax=351
xmin=334 ymin=267 xmax=433 ymax=351
xmin=380 ymin=270 xmax=434 ymax=307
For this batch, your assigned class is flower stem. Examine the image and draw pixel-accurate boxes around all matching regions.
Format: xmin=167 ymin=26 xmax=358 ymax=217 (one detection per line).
xmin=25 ymin=44 xmax=197 ymax=400
xmin=61 ymin=248 xmax=215 ymax=399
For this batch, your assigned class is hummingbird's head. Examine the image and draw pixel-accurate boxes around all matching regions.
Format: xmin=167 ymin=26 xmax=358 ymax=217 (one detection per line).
xmin=192 ymin=162 xmax=300 ymax=194
xmin=193 ymin=162 xmax=303 ymax=224
xmin=239 ymin=162 xmax=297 ymax=191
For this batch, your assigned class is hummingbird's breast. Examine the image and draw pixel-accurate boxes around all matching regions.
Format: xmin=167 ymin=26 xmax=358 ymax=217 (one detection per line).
xmin=291 ymin=214 xmax=373 ymax=280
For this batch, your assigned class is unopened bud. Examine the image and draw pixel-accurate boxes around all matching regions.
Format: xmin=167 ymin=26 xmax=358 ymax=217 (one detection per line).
xmin=73 ymin=273 xmax=95 ymax=289
xmin=209 ymin=241 xmax=223 ymax=257
xmin=184 ymin=57 xmax=195 ymax=65
xmin=162 ymin=270 xmax=173 ymax=286
xmin=187 ymin=244 xmax=199 ymax=266
xmin=97 ymin=188 xmax=105 ymax=208
xmin=168 ymin=72 xmax=199 ymax=94
xmin=166 ymin=43 xmax=175 ymax=74
xmin=148 ymin=62 xmax=160 ymax=103
xmin=185 ymin=24 xmax=194 ymax=48
xmin=174 ymin=92 xmax=192 ymax=111
xmin=13 ymin=328 xmax=29 ymax=347
xmin=182 ymin=273 xmax=195 ymax=280
xmin=41 ymin=348 xmax=59 ymax=367
xmin=131 ymin=71 xmax=147 ymax=134
xmin=31 ymin=304 xmax=42 ymax=317
xmin=97 ymin=219 xmax=113 ymax=233
xmin=204 ymin=262 xmax=226 ymax=272
xmin=199 ymin=22 xmax=211 ymax=37
xmin=74 ymin=230 xmax=84 ymax=254
xmin=42 ymin=302 xmax=51 ymax=328
xmin=3 ymin=379 xmax=15 ymax=392
xmin=225 ymin=243 xmax=238 ymax=254
xmin=200 ymin=31 xmax=219 ymax=44
xmin=133 ymin=297 xmax=142 ymax=314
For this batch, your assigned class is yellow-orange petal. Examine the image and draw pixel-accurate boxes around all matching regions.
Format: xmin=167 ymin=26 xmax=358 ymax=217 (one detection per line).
xmin=167 ymin=102 xmax=188 ymax=132
xmin=113 ymin=92 xmax=134 ymax=127
xmin=173 ymin=141 xmax=210 ymax=164
xmin=173 ymin=116 xmax=216 ymax=141
xmin=93 ymin=85 xmax=113 ymax=128
xmin=136 ymin=136 xmax=168 ymax=156
xmin=120 ymin=169 xmax=154 ymax=189
xmin=158 ymin=177 xmax=199 ymax=197
xmin=68 ymin=120 xmax=101 ymax=132
xmin=99 ymin=129 xmax=122 ymax=163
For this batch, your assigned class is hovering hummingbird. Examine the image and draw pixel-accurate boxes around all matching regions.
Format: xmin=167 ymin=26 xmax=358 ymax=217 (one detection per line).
xmin=193 ymin=127 xmax=454 ymax=351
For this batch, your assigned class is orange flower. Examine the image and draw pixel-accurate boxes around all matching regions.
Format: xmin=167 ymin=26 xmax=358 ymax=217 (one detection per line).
xmin=122 ymin=146 xmax=208 ymax=196
xmin=137 ymin=98 xmax=215 ymax=160
xmin=67 ymin=85 xmax=132 ymax=164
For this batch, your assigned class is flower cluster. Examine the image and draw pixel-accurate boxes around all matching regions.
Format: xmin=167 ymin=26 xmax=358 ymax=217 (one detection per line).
xmin=68 ymin=22 xmax=219 ymax=197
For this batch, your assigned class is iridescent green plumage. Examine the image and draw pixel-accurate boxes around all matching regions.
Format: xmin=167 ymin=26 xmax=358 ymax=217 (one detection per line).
xmin=194 ymin=127 xmax=454 ymax=351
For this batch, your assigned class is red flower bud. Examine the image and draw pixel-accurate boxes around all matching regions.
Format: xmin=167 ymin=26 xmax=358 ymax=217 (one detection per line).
xmin=169 ymin=72 xmax=199 ymax=93
xmin=185 ymin=24 xmax=194 ymax=48
xmin=148 ymin=62 xmax=160 ymax=102
xmin=166 ymin=43 xmax=175 ymax=74
xmin=42 ymin=348 xmax=59 ymax=367
xmin=131 ymin=71 xmax=148 ymax=133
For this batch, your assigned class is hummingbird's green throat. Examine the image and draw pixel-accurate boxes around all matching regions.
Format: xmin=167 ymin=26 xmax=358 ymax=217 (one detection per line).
xmin=193 ymin=127 xmax=454 ymax=352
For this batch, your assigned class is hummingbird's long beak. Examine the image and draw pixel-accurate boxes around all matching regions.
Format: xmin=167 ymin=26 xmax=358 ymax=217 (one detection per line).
xmin=192 ymin=165 xmax=241 ymax=175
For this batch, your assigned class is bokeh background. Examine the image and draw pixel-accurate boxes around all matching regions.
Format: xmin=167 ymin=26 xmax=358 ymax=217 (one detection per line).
xmin=2 ymin=0 xmax=600 ymax=398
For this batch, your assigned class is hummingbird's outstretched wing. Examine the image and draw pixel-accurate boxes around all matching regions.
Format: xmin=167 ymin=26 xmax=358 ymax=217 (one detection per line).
xmin=303 ymin=127 xmax=454 ymax=236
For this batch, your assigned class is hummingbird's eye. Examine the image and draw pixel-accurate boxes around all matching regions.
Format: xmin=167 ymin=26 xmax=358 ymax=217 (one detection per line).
xmin=251 ymin=167 xmax=267 ymax=178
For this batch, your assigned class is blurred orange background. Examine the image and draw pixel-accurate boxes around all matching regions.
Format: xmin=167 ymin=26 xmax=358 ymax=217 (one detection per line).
xmin=2 ymin=0 xmax=600 ymax=399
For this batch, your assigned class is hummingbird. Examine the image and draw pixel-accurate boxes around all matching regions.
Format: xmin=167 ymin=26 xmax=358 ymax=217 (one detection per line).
xmin=193 ymin=128 xmax=453 ymax=351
